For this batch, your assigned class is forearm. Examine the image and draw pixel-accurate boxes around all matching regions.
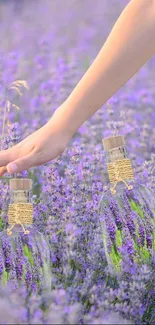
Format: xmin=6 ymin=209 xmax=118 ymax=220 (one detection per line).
xmin=53 ymin=0 xmax=155 ymax=136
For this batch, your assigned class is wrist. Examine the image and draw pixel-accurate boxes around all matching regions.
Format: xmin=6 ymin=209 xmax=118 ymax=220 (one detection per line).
xmin=50 ymin=100 xmax=78 ymax=138
xmin=46 ymin=102 xmax=74 ymax=143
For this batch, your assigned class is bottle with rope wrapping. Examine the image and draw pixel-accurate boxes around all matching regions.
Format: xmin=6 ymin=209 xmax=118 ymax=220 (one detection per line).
xmin=99 ymin=135 xmax=155 ymax=273
xmin=0 ymin=178 xmax=51 ymax=292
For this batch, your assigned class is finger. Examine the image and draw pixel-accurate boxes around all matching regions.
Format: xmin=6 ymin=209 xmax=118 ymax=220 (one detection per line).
xmin=0 ymin=166 xmax=7 ymax=177
xmin=0 ymin=147 xmax=18 ymax=167
xmin=6 ymin=152 xmax=37 ymax=174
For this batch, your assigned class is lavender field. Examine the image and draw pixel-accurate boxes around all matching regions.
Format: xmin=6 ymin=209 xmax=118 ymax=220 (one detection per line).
xmin=0 ymin=0 xmax=155 ymax=324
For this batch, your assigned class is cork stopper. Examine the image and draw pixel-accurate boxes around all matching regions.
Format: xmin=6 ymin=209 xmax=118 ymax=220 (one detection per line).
xmin=102 ymin=135 xmax=125 ymax=150
xmin=9 ymin=178 xmax=32 ymax=191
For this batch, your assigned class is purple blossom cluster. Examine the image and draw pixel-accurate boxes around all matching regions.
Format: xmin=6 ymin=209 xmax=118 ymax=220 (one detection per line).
xmin=99 ymin=183 xmax=155 ymax=271
xmin=0 ymin=0 xmax=155 ymax=323
xmin=0 ymin=228 xmax=51 ymax=293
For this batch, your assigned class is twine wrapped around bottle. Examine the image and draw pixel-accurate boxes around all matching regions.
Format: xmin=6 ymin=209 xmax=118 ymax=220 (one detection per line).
xmin=8 ymin=203 xmax=33 ymax=224
xmin=107 ymin=158 xmax=134 ymax=183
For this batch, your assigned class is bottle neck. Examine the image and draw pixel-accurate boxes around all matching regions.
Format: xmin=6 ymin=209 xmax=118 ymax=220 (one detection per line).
xmin=10 ymin=190 xmax=32 ymax=204
xmin=106 ymin=145 xmax=128 ymax=163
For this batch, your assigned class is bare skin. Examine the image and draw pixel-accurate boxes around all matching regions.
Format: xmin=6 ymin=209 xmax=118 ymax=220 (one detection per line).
xmin=0 ymin=0 xmax=155 ymax=176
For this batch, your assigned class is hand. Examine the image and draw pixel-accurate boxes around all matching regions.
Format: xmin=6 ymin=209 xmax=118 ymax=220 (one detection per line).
xmin=0 ymin=115 xmax=71 ymax=176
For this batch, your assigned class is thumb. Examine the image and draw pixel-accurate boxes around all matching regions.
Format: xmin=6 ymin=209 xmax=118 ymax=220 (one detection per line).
xmin=6 ymin=152 xmax=37 ymax=174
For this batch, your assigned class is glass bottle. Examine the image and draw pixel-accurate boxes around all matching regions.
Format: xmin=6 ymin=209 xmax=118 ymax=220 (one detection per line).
xmin=0 ymin=178 xmax=51 ymax=292
xmin=99 ymin=135 xmax=155 ymax=273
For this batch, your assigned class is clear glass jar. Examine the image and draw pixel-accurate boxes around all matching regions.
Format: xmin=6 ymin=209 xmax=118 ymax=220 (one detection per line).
xmin=0 ymin=178 xmax=51 ymax=293
xmin=99 ymin=136 xmax=155 ymax=273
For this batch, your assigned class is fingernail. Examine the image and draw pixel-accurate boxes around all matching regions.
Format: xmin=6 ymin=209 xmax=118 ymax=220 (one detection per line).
xmin=7 ymin=163 xmax=17 ymax=174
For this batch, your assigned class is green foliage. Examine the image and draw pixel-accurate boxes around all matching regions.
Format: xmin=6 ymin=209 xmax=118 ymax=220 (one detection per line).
xmin=130 ymin=200 xmax=144 ymax=219
xmin=1 ymin=270 xmax=8 ymax=286
xmin=23 ymin=245 xmax=34 ymax=266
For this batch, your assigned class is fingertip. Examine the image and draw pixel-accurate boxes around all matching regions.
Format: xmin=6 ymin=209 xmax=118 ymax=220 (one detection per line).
xmin=6 ymin=152 xmax=36 ymax=174
xmin=0 ymin=167 xmax=7 ymax=177
xmin=7 ymin=163 xmax=18 ymax=174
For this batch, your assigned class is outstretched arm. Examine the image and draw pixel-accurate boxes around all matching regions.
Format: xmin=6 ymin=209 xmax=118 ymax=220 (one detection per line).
xmin=0 ymin=0 xmax=155 ymax=175
xmin=53 ymin=0 xmax=155 ymax=137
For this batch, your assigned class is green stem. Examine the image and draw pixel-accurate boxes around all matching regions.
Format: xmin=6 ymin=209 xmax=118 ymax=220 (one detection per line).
xmin=1 ymin=89 xmax=8 ymax=151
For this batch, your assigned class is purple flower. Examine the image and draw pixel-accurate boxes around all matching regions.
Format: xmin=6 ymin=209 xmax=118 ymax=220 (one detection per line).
xmin=109 ymin=199 xmax=123 ymax=231
xmin=2 ymin=237 xmax=13 ymax=273
xmin=0 ymin=255 xmax=4 ymax=280
xmin=138 ymin=223 xmax=145 ymax=247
